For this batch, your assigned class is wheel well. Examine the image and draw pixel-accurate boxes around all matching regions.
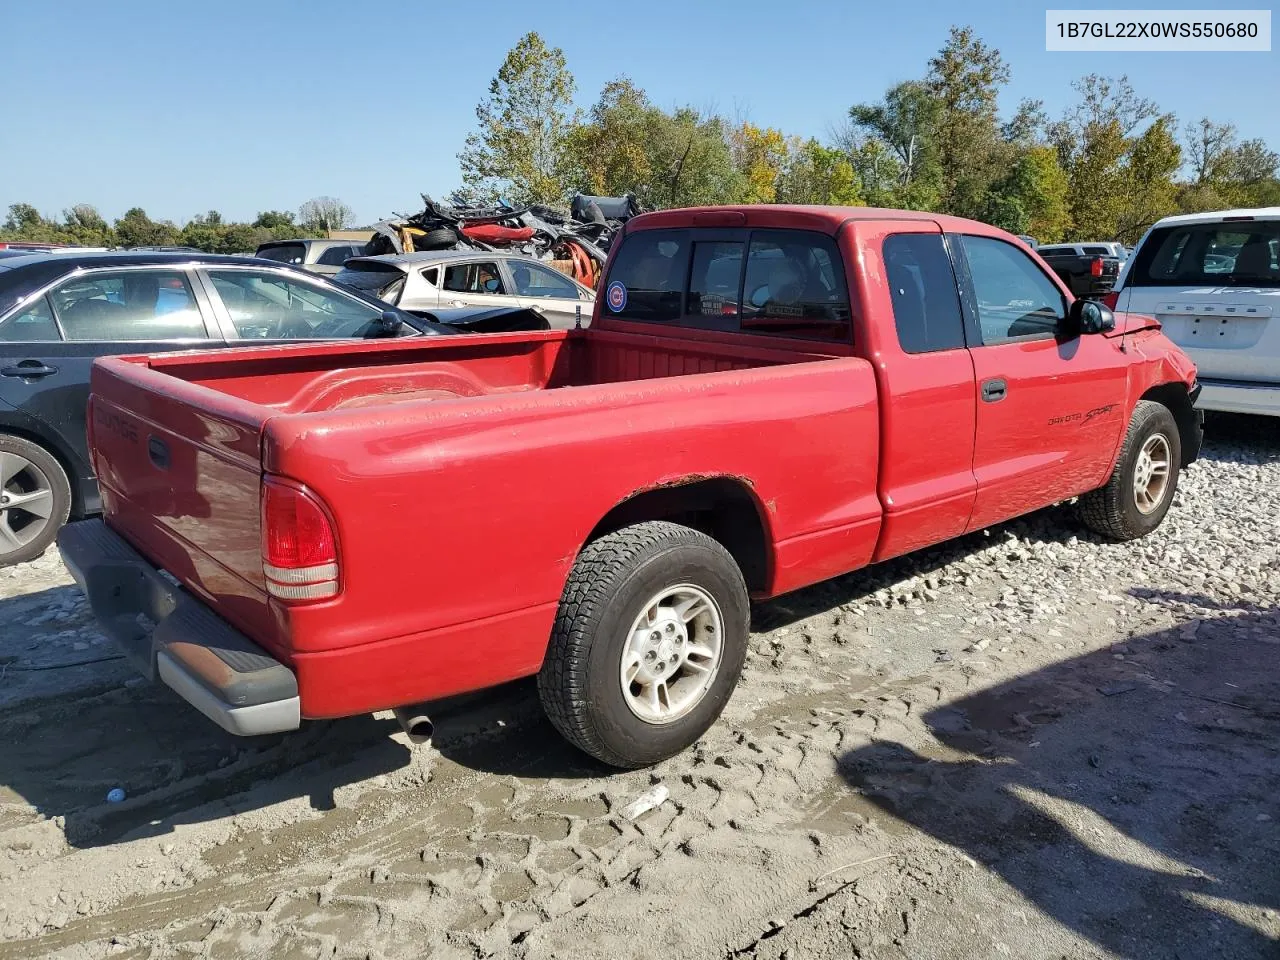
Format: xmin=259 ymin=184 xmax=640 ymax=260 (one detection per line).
xmin=0 ymin=426 xmax=84 ymax=516
xmin=1141 ymin=383 xmax=1197 ymax=467
xmin=587 ymin=478 xmax=771 ymax=593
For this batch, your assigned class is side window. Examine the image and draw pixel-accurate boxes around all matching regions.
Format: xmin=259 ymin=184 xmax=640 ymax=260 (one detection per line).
xmin=422 ymin=267 xmax=439 ymax=286
xmin=0 ymin=296 xmax=61 ymax=342
xmin=442 ymin=262 xmax=505 ymax=295
xmin=206 ymin=269 xmax=383 ymax=339
xmin=510 ymin=261 xmax=581 ymax=299
xmin=49 ymin=270 xmax=205 ymax=341
xmin=960 ymin=235 xmax=1065 ymax=344
xmin=883 ymin=234 xmax=965 ymax=353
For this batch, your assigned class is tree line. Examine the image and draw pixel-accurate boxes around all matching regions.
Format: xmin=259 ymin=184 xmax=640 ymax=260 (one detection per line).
xmin=0 ymin=197 xmax=354 ymax=252
xmin=5 ymin=27 xmax=1278 ymax=251
xmin=459 ymin=29 xmax=1280 ymax=244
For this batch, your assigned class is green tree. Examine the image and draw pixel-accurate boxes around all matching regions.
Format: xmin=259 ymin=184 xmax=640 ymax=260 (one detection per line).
xmin=113 ymin=207 xmax=180 ymax=247
xmin=253 ymin=210 xmax=296 ymax=230
xmin=459 ymin=32 xmax=578 ymax=204
xmin=986 ymin=146 xmax=1071 ymax=240
xmin=1114 ymin=116 xmax=1181 ymax=243
xmin=564 ymin=77 xmax=656 ymax=197
xmin=849 ymin=80 xmax=942 ymax=196
xmin=926 ymin=25 xmax=1010 ymax=217
xmin=777 ymin=140 xmax=863 ymax=206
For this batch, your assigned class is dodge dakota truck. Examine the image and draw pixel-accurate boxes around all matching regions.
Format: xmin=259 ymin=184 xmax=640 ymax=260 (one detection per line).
xmin=58 ymin=206 xmax=1202 ymax=769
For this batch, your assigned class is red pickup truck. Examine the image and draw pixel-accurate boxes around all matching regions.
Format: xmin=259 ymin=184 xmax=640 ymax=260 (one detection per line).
xmin=58 ymin=206 xmax=1201 ymax=768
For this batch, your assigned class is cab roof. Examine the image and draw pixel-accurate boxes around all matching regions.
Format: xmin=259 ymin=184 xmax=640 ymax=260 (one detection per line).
xmin=626 ymin=204 xmax=1010 ymax=237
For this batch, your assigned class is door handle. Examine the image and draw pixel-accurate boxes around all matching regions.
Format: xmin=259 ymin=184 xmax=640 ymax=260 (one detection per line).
xmin=981 ymin=378 xmax=1007 ymax=402
xmin=1 ymin=362 xmax=58 ymax=379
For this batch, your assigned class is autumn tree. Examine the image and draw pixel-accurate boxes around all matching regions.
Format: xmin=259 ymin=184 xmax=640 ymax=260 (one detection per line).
xmin=459 ymin=32 xmax=578 ymax=204
xmin=731 ymin=123 xmax=789 ymax=204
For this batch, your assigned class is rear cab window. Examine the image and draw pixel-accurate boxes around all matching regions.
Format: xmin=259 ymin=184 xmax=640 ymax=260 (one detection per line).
xmin=1129 ymin=221 xmax=1280 ymax=287
xmin=601 ymin=228 xmax=852 ymax=343
xmin=883 ymin=234 xmax=965 ymax=353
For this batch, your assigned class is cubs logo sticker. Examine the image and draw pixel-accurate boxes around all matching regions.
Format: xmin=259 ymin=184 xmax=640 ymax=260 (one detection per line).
xmin=606 ymin=281 xmax=627 ymax=312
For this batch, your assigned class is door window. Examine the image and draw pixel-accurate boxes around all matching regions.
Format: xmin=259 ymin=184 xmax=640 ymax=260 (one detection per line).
xmin=442 ymin=262 xmax=505 ymax=295
xmin=960 ymin=236 xmax=1065 ymax=344
xmin=883 ymin=234 xmax=966 ymax=353
xmin=509 ymin=261 xmax=580 ymax=299
xmin=49 ymin=270 xmax=205 ymax=341
xmin=0 ymin=296 xmax=61 ymax=342
xmin=206 ymin=269 xmax=386 ymax=339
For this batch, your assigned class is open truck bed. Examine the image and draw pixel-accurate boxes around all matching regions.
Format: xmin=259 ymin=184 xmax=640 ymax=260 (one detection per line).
xmin=69 ymin=325 xmax=879 ymax=734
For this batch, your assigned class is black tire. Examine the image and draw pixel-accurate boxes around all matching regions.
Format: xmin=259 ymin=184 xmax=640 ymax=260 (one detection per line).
xmin=411 ymin=227 xmax=459 ymax=251
xmin=538 ymin=521 xmax=750 ymax=768
xmin=1079 ymin=400 xmax=1181 ymax=541
xmin=0 ymin=434 xmax=72 ymax=567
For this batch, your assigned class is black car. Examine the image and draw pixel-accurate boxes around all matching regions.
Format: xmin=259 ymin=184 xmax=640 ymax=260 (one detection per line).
xmin=0 ymin=251 xmax=461 ymax=565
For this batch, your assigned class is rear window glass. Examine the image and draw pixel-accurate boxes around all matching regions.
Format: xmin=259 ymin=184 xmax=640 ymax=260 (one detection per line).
xmin=1131 ymin=222 xmax=1280 ymax=287
xmin=1081 ymin=245 xmax=1110 ymax=256
xmin=334 ymin=263 xmax=405 ymax=298
xmin=602 ymin=228 xmax=852 ymax=343
xmin=256 ymin=243 xmax=305 ymax=265
xmin=883 ymin=234 xmax=965 ymax=354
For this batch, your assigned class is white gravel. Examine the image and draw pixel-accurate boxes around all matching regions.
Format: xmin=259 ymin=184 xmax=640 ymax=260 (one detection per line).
xmin=0 ymin=411 xmax=1277 ymax=959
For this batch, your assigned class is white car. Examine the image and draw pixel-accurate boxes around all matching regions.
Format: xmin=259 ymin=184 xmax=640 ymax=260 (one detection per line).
xmin=1036 ymin=241 xmax=1129 ymax=261
xmin=334 ymin=251 xmax=595 ymax=330
xmin=1108 ymin=208 xmax=1280 ymax=416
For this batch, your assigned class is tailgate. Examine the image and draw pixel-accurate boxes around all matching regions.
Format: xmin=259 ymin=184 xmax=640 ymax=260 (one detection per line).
xmin=89 ymin=356 xmax=283 ymax=655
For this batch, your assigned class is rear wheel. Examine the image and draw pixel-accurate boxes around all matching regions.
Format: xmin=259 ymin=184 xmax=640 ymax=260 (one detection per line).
xmin=0 ymin=435 xmax=71 ymax=566
xmin=538 ymin=521 xmax=749 ymax=768
xmin=1079 ymin=400 xmax=1181 ymax=541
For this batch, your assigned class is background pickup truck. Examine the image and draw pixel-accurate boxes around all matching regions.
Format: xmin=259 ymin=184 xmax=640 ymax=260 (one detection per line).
xmin=60 ymin=205 xmax=1202 ymax=769
xmin=1036 ymin=243 xmax=1122 ymax=298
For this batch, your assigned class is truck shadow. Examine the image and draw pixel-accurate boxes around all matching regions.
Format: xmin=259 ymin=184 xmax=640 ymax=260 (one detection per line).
xmin=836 ymin=598 xmax=1280 ymax=959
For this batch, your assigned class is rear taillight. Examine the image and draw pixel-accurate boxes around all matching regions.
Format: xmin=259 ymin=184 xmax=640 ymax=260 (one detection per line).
xmin=1100 ymin=291 xmax=1120 ymax=310
xmin=261 ymin=477 xmax=339 ymax=602
xmin=1090 ymin=257 xmax=1103 ymax=278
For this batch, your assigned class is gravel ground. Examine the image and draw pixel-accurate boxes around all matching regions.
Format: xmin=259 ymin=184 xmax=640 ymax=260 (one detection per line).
xmin=0 ymin=412 xmax=1277 ymax=959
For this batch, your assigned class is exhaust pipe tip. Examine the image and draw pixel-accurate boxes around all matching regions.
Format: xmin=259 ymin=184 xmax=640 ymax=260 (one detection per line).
xmin=392 ymin=706 xmax=434 ymax=744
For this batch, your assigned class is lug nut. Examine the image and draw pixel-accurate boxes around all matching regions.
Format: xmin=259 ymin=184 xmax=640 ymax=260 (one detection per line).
xmin=645 ymin=650 xmax=657 ymax=662
xmin=655 ymin=662 xmax=665 ymax=673
xmin=669 ymin=655 xmax=678 ymax=664
xmin=650 ymin=631 xmax=661 ymax=642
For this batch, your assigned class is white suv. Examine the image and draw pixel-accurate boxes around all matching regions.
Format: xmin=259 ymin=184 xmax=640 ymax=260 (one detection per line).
xmin=1109 ymin=208 xmax=1280 ymax=416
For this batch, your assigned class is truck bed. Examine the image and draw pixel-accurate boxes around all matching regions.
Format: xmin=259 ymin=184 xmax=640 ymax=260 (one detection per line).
xmin=89 ymin=327 xmax=881 ymax=716
xmin=135 ymin=328 xmax=832 ymax=412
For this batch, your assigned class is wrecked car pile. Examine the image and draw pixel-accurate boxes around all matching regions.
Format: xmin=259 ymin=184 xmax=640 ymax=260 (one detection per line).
xmin=365 ymin=193 xmax=642 ymax=288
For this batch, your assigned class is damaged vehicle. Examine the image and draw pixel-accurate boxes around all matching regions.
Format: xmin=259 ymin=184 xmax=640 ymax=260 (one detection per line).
xmin=363 ymin=193 xmax=642 ymax=290
xmin=335 ymin=251 xmax=595 ymax=330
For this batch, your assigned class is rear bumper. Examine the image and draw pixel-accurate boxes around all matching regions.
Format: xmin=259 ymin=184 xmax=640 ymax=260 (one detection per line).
xmin=56 ymin=519 xmax=300 ymax=736
xmin=1194 ymin=378 xmax=1280 ymax=417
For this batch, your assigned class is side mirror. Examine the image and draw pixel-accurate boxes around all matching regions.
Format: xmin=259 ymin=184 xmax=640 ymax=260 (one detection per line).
xmin=1070 ymin=298 xmax=1115 ymax=335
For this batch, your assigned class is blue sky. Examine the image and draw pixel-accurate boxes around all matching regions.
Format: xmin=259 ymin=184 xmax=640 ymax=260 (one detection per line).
xmin=4 ymin=0 xmax=1275 ymax=226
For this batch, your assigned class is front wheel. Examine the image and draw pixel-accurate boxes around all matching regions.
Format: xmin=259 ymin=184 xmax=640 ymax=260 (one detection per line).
xmin=538 ymin=521 xmax=750 ymax=768
xmin=1079 ymin=400 xmax=1181 ymax=541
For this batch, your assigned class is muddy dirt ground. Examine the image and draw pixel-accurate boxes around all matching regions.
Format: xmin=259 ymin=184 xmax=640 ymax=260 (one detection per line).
xmin=1 ymin=414 xmax=1277 ymax=959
